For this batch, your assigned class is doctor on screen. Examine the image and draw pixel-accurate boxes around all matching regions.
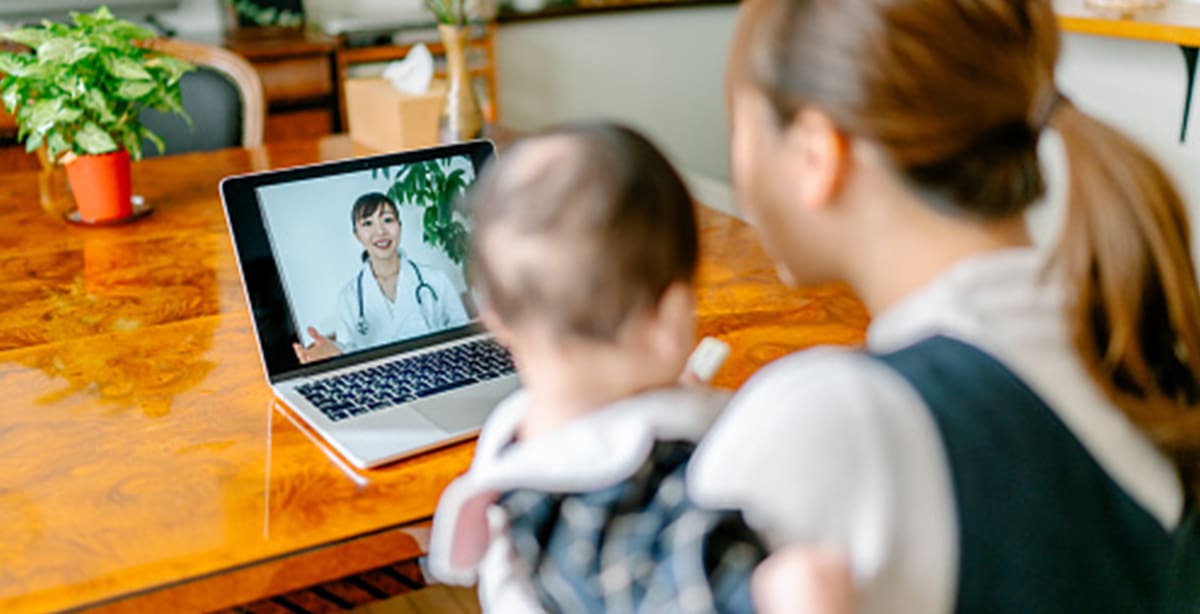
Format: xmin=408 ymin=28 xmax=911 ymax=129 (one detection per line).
xmin=293 ymin=192 xmax=469 ymax=364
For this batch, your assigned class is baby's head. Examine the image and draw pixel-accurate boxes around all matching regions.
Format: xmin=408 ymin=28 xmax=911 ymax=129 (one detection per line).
xmin=469 ymin=123 xmax=699 ymax=384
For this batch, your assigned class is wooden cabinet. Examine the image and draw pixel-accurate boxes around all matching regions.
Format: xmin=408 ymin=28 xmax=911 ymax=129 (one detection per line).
xmin=221 ymin=28 xmax=342 ymax=142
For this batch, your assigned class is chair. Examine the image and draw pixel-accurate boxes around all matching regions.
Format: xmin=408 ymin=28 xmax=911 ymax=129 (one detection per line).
xmin=139 ymin=38 xmax=266 ymax=155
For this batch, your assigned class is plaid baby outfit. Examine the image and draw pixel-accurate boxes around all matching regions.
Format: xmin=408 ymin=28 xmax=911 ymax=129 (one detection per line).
xmin=500 ymin=440 xmax=765 ymax=613
xmin=429 ymin=387 xmax=765 ymax=613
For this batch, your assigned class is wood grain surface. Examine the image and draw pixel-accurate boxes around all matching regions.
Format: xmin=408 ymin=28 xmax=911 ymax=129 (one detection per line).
xmin=0 ymin=135 xmax=867 ymax=612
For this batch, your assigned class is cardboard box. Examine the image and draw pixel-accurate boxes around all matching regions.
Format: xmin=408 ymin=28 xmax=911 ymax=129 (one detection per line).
xmin=344 ymin=78 xmax=445 ymax=152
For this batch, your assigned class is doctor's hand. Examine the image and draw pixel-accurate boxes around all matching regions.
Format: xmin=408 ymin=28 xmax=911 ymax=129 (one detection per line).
xmin=293 ymin=327 xmax=343 ymax=364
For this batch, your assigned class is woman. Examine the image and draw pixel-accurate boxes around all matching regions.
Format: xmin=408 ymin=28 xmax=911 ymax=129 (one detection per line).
xmin=294 ymin=192 xmax=469 ymax=363
xmin=689 ymin=0 xmax=1200 ymax=612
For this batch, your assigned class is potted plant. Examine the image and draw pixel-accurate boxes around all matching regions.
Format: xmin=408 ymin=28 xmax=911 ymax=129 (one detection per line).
xmin=377 ymin=160 xmax=471 ymax=264
xmin=0 ymin=6 xmax=193 ymax=223
xmin=221 ymin=0 xmax=305 ymax=30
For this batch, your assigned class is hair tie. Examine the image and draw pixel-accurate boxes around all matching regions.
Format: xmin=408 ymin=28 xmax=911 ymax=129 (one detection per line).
xmin=1030 ymin=90 xmax=1068 ymax=132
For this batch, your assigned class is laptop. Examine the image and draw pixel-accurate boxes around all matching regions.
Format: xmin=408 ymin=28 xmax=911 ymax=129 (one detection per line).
xmin=220 ymin=140 xmax=520 ymax=469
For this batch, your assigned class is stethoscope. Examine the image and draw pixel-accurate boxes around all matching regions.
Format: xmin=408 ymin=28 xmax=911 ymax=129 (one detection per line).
xmin=356 ymin=259 xmax=438 ymax=336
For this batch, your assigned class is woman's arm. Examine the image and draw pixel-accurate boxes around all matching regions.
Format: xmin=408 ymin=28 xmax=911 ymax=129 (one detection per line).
xmin=688 ymin=347 xmax=958 ymax=613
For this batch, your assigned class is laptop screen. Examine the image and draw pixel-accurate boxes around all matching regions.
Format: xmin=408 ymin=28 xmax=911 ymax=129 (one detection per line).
xmin=221 ymin=141 xmax=495 ymax=382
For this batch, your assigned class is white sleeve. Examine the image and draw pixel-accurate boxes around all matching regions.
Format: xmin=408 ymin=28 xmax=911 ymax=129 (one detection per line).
xmin=333 ymin=280 xmax=358 ymax=353
xmin=687 ymin=347 xmax=958 ymax=614
xmin=477 ymin=505 xmax=547 ymax=614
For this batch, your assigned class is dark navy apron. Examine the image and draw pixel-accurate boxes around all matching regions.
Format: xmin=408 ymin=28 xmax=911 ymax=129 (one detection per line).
xmin=874 ymin=335 xmax=1199 ymax=613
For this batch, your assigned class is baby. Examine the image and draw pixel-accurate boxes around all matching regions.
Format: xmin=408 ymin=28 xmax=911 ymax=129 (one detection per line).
xmin=427 ymin=123 xmax=767 ymax=612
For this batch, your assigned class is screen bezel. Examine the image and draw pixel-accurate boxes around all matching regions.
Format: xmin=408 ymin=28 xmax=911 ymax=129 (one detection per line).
xmin=220 ymin=140 xmax=495 ymax=383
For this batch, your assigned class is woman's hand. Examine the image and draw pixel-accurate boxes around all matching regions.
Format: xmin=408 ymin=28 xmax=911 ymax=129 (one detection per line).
xmin=753 ymin=546 xmax=854 ymax=614
xmin=293 ymin=327 xmax=343 ymax=364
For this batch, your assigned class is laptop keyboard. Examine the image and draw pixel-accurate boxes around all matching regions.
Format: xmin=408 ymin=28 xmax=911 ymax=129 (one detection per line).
xmin=295 ymin=338 xmax=516 ymax=423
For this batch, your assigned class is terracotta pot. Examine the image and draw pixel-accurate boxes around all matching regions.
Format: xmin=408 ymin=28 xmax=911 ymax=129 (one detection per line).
xmin=65 ymin=150 xmax=133 ymax=223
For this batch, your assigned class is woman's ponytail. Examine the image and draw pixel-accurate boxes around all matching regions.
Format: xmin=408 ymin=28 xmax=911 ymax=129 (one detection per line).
xmin=1050 ymin=101 xmax=1200 ymax=498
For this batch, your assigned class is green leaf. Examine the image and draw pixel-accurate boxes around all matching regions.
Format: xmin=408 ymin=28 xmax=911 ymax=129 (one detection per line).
xmin=68 ymin=45 xmax=97 ymax=64
xmin=423 ymin=206 xmax=438 ymax=241
xmin=445 ymin=168 xmax=467 ymax=195
xmin=36 ymin=38 xmax=78 ymax=64
xmin=81 ymin=88 xmax=115 ymax=123
xmin=145 ymin=55 xmax=193 ymax=83
xmin=142 ymin=127 xmax=164 ymax=156
xmin=46 ymin=131 xmax=69 ymax=158
xmin=1 ymin=28 xmax=50 ymax=49
xmin=437 ymin=190 xmax=452 ymax=223
xmin=27 ymin=99 xmax=65 ymax=132
xmin=108 ymin=22 xmax=156 ymax=42
xmin=122 ymin=129 xmax=144 ymax=161
xmin=0 ymin=53 xmax=28 ymax=76
xmin=386 ymin=184 xmax=404 ymax=206
xmin=24 ymin=130 xmax=44 ymax=153
xmin=76 ymin=121 xmax=119 ymax=155
xmin=13 ymin=61 xmax=52 ymax=80
xmin=105 ymin=56 xmax=152 ymax=81
xmin=116 ymin=80 xmax=155 ymax=101
xmin=58 ymin=105 xmax=82 ymax=124
xmin=72 ymin=5 xmax=115 ymax=26
xmin=1 ymin=84 xmax=20 ymax=114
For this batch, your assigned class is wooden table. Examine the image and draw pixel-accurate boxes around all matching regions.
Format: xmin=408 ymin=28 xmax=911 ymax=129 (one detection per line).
xmin=0 ymin=137 xmax=868 ymax=612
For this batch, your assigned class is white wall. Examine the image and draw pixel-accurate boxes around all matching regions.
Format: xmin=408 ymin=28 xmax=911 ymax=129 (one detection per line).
xmin=157 ymin=0 xmax=222 ymax=35
xmin=495 ymin=6 xmax=737 ymax=182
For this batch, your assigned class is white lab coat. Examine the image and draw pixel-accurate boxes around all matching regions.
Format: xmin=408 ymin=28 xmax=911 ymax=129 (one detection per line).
xmin=331 ymin=250 xmax=469 ymax=352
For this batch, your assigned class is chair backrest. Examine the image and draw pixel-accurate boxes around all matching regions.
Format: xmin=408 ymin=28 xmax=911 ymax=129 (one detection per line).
xmin=139 ymin=38 xmax=265 ymax=155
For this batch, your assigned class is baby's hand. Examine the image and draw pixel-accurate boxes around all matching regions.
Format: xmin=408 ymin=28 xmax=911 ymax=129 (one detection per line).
xmin=753 ymin=546 xmax=854 ymax=614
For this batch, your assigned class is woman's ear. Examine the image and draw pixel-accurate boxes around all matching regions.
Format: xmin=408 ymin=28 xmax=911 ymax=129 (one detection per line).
xmin=783 ymin=108 xmax=851 ymax=211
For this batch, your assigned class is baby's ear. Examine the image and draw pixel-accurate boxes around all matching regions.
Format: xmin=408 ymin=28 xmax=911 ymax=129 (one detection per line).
xmin=657 ymin=281 xmax=695 ymax=323
xmin=649 ymin=281 xmax=696 ymax=359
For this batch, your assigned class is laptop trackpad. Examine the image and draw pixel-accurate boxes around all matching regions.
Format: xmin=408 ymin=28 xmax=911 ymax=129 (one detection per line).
xmin=411 ymin=376 xmax=521 ymax=433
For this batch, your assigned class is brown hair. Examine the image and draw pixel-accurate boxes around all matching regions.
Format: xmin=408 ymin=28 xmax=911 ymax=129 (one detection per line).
xmin=467 ymin=122 xmax=699 ymax=340
xmin=732 ymin=0 xmax=1200 ymax=496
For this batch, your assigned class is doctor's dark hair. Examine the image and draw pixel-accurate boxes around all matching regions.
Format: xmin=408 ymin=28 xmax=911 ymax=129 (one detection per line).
xmin=732 ymin=0 xmax=1200 ymax=497
xmin=351 ymin=192 xmax=400 ymax=262
xmin=468 ymin=123 xmax=698 ymax=341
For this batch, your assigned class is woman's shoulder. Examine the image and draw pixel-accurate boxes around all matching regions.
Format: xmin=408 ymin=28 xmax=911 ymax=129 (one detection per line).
xmin=693 ymin=345 xmax=929 ymax=473
xmin=335 ymin=271 xmax=361 ymax=304
xmin=688 ymin=345 xmax=942 ymax=523
xmin=728 ymin=345 xmax=917 ymax=421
